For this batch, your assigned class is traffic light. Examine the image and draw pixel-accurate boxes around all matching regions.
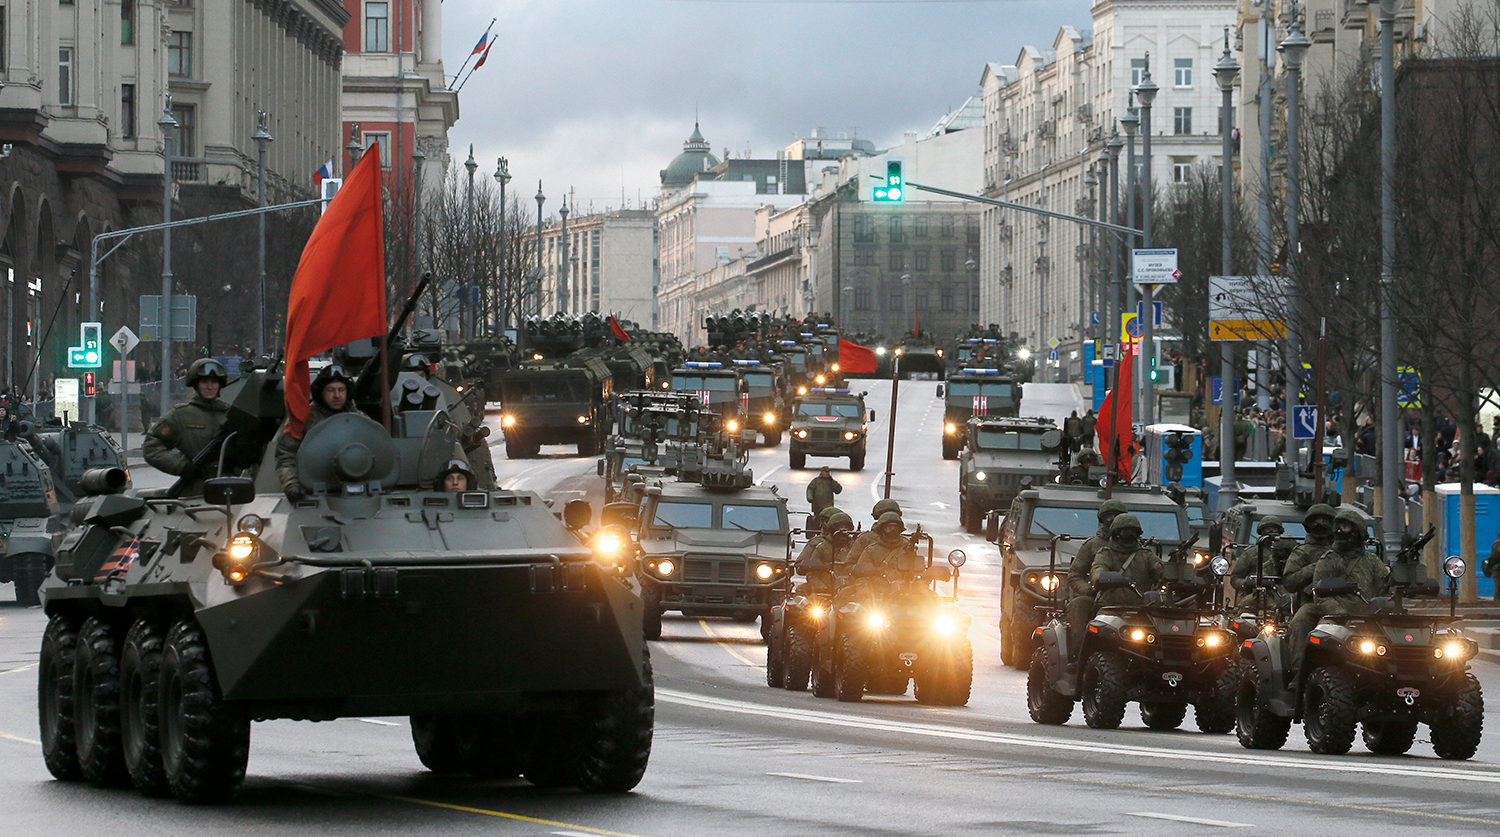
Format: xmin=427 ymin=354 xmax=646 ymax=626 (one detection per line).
xmin=1163 ymin=430 xmax=1195 ymax=482
xmin=1148 ymin=354 xmax=1158 ymax=382
xmin=83 ymin=372 xmax=96 ymax=397
xmin=873 ymin=159 xmax=904 ymax=202
xmin=67 ymin=322 xmax=103 ymax=368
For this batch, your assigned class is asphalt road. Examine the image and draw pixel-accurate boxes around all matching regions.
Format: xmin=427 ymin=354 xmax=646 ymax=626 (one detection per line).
xmin=3 ymin=377 xmax=1500 ymax=834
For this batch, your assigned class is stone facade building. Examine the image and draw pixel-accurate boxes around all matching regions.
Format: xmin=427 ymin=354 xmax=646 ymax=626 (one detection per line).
xmin=535 ymin=209 xmax=658 ymax=326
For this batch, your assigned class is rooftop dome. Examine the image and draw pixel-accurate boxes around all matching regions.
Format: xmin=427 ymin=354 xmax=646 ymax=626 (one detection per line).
xmin=660 ymin=123 xmax=720 ymax=189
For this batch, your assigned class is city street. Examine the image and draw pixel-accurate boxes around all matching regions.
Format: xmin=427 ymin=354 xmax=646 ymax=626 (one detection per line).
xmin=3 ymin=379 xmax=1500 ymax=835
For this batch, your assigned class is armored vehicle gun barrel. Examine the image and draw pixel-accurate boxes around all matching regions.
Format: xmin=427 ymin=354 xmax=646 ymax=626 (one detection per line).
xmin=78 ymin=467 xmax=128 ymax=496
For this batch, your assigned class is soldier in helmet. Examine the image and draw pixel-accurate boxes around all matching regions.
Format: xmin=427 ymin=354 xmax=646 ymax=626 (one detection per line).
xmin=143 ymin=358 xmax=232 ymax=496
xmin=794 ymin=510 xmax=853 ymax=596
xmin=1064 ymin=447 xmax=1099 ymax=485
xmin=1089 ymin=513 xmax=1164 ymax=606
xmin=275 ymin=365 xmax=357 ymax=501
xmin=1284 ymin=509 xmax=1388 ymax=673
xmin=845 ymin=498 xmax=902 ymax=565
xmin=437 ymin=458 xmax=476 ymax=492
xmin=1065 ymin=498 xmax=1130 ymax=654
xmin=1279 ymin=503 xmax=1337 ymax=609
xmin=845 ymin=512 xmax=924 ymax=601
xmin=1230 ymin=514 xmax=1294 ymax=611
xmin=404 ymin=353 xmax=432 ymax=380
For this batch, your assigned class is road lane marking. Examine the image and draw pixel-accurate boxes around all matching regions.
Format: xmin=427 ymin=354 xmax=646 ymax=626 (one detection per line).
xmin=755 ymin=464 xmax=784 ymax=485
xmin=350 ymin=717 xmax=400 ymax=726
xmin=1 ymin=663 xmax=37 ymax=675
xmin=0 ymin=730 xmax=40 ymax=746
xmin=385 ymin=795 xmax=647 ymax=836
xmin=766 ymin=771 xmax=862 ymax=783
xmin=1127 ymin=812 xmax=1251 ymax=828
xmin=656 ymin=688 xmax=1500 ymax=786
xmin=699 ymin=620 xmax=763 ymax=669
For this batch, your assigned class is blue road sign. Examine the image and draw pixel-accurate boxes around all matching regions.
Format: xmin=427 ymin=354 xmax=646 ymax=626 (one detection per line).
xmin=1397 ymin=366 xmax=1421 ymax=408
xmin=1210 ymin=376 xmax=1242 ymax=407
xmin=1047 ymin=349 xmax=1059 ymax=362
xmin=1292 ymin=405 xmax=1320 ymax=440
xmin=1091 ymin=311 xmax=1100 ymax=325
xmin=1136 ymin=300 xmax=1163 ymax=326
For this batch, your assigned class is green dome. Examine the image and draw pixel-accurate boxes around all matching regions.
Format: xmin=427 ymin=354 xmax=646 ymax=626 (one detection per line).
xmin=660 ymin=123 xmax=720 ymax=189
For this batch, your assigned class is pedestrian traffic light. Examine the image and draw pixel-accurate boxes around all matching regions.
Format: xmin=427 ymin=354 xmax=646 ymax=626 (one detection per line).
xmin=83 ymin=372 xmax=96 ymax=397
xmin=873 ymin=159 xmax=904 ymax=202
xmin=67 ymin=322 xmax=103 ymax=368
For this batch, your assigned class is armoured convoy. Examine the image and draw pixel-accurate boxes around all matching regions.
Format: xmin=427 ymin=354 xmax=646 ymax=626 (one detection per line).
xmin=938 ymin=367 xmax=1022 ymax=459
xmin=669 ymin=362 xmax=745 ymax=425
xmin=37 ymin=368 xmax=653 ymax=802
xmin=957 ymin=417 xmax=1060 ymax=534
xmin=498 ymin=353 xmax=613 ymax=457
xmin=788 ymin=388 xmax=873 ymax=471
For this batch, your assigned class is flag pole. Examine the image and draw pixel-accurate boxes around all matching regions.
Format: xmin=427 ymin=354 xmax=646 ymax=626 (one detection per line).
xmin=449 ymin=18 xmax=496 ymax=88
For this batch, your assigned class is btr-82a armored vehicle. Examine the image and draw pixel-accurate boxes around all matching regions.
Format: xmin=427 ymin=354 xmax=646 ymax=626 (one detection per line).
xmin=37 ymin=368 xmax=652 ymax=803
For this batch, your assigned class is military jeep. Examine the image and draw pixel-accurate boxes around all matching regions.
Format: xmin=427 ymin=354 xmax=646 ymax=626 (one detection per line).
xmin=788 ymin=388 xmax=873 ymax=471
xmin=957 ymin=417 xmax=1060 ymax=534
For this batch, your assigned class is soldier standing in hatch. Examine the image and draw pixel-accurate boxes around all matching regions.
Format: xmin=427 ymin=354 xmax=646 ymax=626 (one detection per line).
xmin=275 ymin=365 xmax=357 ymax=501
xmin=807 ymin=466 xmax=843 ymax=516
xmin=1064 ymin=498 xmax=1130 ymax=655
xmin=143 ymin=358 xmax=231 ymax=496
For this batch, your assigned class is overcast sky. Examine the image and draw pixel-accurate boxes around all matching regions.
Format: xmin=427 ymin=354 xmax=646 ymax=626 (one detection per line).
xmin=442 ymin=0 xmax=1076 ymax=217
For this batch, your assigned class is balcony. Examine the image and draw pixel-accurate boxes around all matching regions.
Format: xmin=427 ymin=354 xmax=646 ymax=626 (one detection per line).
xmin=171 ymin=158 xmax=204 ymax=182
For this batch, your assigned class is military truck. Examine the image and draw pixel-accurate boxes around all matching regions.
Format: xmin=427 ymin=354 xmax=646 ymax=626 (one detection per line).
xmin=992 ymin=484 xmax=1194 ymax=669
xmin=734 ymin=360 xmax=787 ymax=446
xmin=634 ymin=476 xmax=792 ymax=642
xmin=957 ymin=417 xmax=1061 ymax=534
xmin=498 ymin=354 xmax=613 ymax=458
xmin=938 ymin=367 xmax=1022 ymax=459
xmin=788 ymin=388 xmax=873 ymax=471
xmin=601 ymin=390 xmax=705 ymax=503
xmin=895 ymin=335 xmax=945 ymax=380
xmin=37 ymin=369 xmax=653 ymax=802
xmin=669 ymin=361 xmax=745 ymax=425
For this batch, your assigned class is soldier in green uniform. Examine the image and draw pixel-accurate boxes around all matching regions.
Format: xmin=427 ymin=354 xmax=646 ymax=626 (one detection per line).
xmin=1284 ymin=509 xmax=1389 ymax=673
xmin=1088 ymin=514 xmax=1164 ymax=608
xmin=1064 ymin=499 xmax=1129 ymax=653
xmin=1230 ymin=514 xmax=1294 ymax=612
xmin=806 ymin=466 xmax=843 ymax=516
xmin=1279 ymin=503 xmax=1336 ymax=609
xmin=1064 ymin=447 xmax=1099 ymax=485
xmin=846 ymin=498 xmax=902 ymax=565
xmin=275 ymin=365 xmax=357 ymax=501
xmin=142 ymin=358 xmax=231 ymax=496
xmin=794 ymin=511 xmax=853 ymax=596
xmin=840 ymin=512 xmax=921 ymax=603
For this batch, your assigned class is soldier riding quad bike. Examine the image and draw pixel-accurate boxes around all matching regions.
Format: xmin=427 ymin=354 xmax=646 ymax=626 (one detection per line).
xmin=813 ymin=525 xmax=972 ymax=705
xmin=1028 ymin=529 xmax=1239 ymax=732
xmin=766 ymin=515 xmax=852 ymax=690
xmin=1235 ymin=527 xmax=1484 ymax=759
xmin=36 ymin=366 xmax=653 ymax=803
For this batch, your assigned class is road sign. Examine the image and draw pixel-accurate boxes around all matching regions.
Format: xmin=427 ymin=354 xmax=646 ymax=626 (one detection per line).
xmin=1292 ymin=405 xmax=1320 ymax=440
xmin=1090 ymin=311 xmax=1100 ymax=325
xmin=1209 ymin=275 xmax=1287 ymax=341
xmin=1397 ymin=366 xmax=1421 ymax=408
xmin=1047 ymin=349 xmax=1059 ymax=362
xmin=1047 ymin=337 xmax=1060 ymax=349
xmin=1210 ymin=376 xmax=1243 ymax=407
xmin=1134 ymin=301 xmax=1163 ymax=326
xmin=1120 ymin=313 xmax=1142 ymax=343
xmin=110 ymin=325 xmax=140 ymax=356
xmin=55 ymin=378 xmax=80 ymax=423
xmin=139 ymin=295 xmax=197 ymax=342
xmin=1132 ymin=249 xmax=1179 ymax=285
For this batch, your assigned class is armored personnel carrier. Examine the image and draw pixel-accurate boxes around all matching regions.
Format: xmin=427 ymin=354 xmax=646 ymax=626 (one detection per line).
xmin=788 ymin=388 xmax=873 ymax=471
xmin=36 ymin=368 xmax=652 ymax=802
xmin=498 ymin=353 xmax=613 ymax=457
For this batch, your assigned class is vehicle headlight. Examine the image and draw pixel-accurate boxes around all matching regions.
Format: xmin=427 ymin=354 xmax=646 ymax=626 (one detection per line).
xmin=1209 ymin=555 xmax=1230 ymax=576
xmin=876 ymin=347 xmax=887 ymax=356
xmin=797 ymin=386 xmax=808 ymax=395
xmin=796 ymin=429 xmax=808 ymax=439
xmin=237 ymin=514 xmax=266 ymax=537
xmin=831 ymin=363 xmax=840 ymax=372
xmin=932 ymin=615 xmax=956 ymax=634
xmin=1261 ymin=622 xmax=1277 ymax=635
xmin=577 ymin=415 xmax=589 ymax=424
xmin=815 ymin=375 xmax=826 ymax=385
xmin=936 ymin=349 xmax=944 ymax=357
xmin=1193 ymin=550 xmax=1209 ymax=567
xmin=455 ymin=385 xmax=465 ymax=393
xmin=214 ymin=534 xmax=261 ymax=583
xmin=592 ymin=525 xmax=633 ymax=570
xmin=809 ymin=604 xmax=825 ymax=619
xmin=1128 ymin=628 xmax=1152 ymax=642
xmin=228 ymin=535 xmax=257 ymax=561
xmin=755 ymin=563 xmax=776 ymax=580
xmin=945 ymin=423 xmax=957 ymax=434
xmin=866 ymin=611 xmax=888 ymax=629
xmin=727 ymin=419 xmax=740 ymax=432
xmin=1198 ymin=632 xmax=1226 ymax=648
xmin=1358 ymin=639 xmax=1385 ymax=655
xmin=843 ymin=431 xmax=858 ymax=441
xmin=1039 ymin=573 xmax=1059 ymax=592
xmin=502 ymin=415 xmax=516 ymax=427
xmin=1435 ymin=639 xmax=1475 ymax=661
xmin=763 ymin=412 xmax=776 ymax=425
xmin=974 ymin=471 xmax=987 ymax=481
xmin=654 ymin=559 xmax=676 ymax=577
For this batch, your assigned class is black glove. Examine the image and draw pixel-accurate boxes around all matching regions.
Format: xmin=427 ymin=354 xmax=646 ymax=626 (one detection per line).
xmin=284 ymin=483 xmax=307 ymax=503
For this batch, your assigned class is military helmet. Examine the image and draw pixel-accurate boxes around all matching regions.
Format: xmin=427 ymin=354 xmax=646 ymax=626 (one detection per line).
xmin=1109 ymin=513 xmax=1143 ymax=535
xmin=824 ymin=511 xmax=854 ymax=532
xmin=871 ymin=498 xmax=902 ymax=519
xmin=1098 ymin=498 xmax=1129 ymax=521
xmin=875 ymin=511 xmax=905 ymax=532
xmin=1259 ymin=514 xmax=1285 ymax=535
xmin=819 ymin=506 xmax=847 ymax=522
xmin=186 ymin=358 xmax=229 ymax=387
xmin=437 ymin=458 xmax=474 ymax=485
xmin=312 ymin=364 xmax=354 ymax=399
xmin=1334 ymin=509 xmax=1366 ymax=531
xmin=1304 ymin=503 xmax=1337 ymax=523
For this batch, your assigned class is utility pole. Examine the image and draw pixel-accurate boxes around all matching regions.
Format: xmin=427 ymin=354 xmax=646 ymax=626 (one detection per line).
xmin=158 ymin=99 xmax=178 ymax=416
xmin=1216 ymin=30 xmax=1241 ymax=512
xmin=1377 ymin=0 xmax=1404 ymax=556
xmin=1136 ymin=55 xmax=1159 ymax=427
xmin=1280 ymin=13 xmax=1311 ymax=468
xmin=253 ymin=112 xmax=272 ymax=357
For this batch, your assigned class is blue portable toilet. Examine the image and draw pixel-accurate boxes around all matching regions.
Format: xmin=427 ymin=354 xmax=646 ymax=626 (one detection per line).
xmin=1436 ymin=483 xmax=1500 ymax=599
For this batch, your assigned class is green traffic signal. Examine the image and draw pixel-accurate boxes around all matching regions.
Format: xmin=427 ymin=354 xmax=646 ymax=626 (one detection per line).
xmin=874 ymin=159 xmax=904 ymax=202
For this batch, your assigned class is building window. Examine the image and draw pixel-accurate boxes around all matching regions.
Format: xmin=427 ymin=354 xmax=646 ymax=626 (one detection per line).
xmin=940 ymin=286 xmax=955 ymax=311
xmin=888 ymin=250 xmax=904 ymax=271
xmin=853 ymin=249 xmax=875 ymax=267
xmin=171 ymin=105 xmax=195 ymax=157
xmin=1174 ymin=58 xmax=1192 ymax=88
xmin=120 ymin=84 xmax=136 ymax=139
xmin=1173 ymin=158 xmax=1193 ymax=183
xmin=914 ymin=217 xmax=929 ymax=237
xmin=887 ymin=289 xmax=903 ymax=310
xmin=915 ymin=289 xmax=929 ymax=310
xmin=941 ymin=250 xmax=957 ymax=272
xmin=364 ymin=131 xmax=392 ymax=167
xmin=888 ymin=217 xmax=903 ymax=242
xmin=913 ymin=249 xmax=929 ymax=271
xmin=58 ymin=48 xmax=74 ymax=105
xmin=854 ymin=287 xmax=871 ymax=310
xmin=941 ymin=216 xmax=955 ymax=237
xmin=1173 ymin=107 xmax=1192 ymax=136
xmin=168 ymin=31 xmax=191 ymax=77
xmin=365 ymin=2 xmax=390 ymax=52
xmin=0 ymin=10 xmax=6 ymax=70
xmin=852 ymin=215 xmax=874 ymax=243
xmin=120 ymin=0 xmax=135 ymax=44
xmin=1130 ymin=58 xmax=1146 ymax=87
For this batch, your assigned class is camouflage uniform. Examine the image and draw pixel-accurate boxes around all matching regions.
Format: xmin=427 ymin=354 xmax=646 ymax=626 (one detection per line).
xmin=1279 ymin=503 xmax=1337 ymax=606
xmin=1088 ymin=514 xmax=1164 ymax=607
xmin=1287 ymin=509 xmax=1390 ymax=671
xmin=275 ymin=367 xmax=357 ymax=496
xmin=806 ymin=471 xmax=843 ymax=515
xmin=846 ymin=499 xmax=901 ymax=565
xmin=794 ymin=512 xmax=852 ymax=595
xmin=1064 ymin=499 xmax=1129 ymax=653
xmin=1230 ymin=514 xmax=1293 ymax=612
xmin=143 ymin=394 xmax=229 ymax=496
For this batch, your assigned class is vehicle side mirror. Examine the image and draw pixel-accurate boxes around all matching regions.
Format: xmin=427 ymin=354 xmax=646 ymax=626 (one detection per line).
xmin=1093 ymin=571 xmax=1132 ymax=591
xmin=985 ymin=511 xmax=1001 ymax=543
xmin=1311 ymin=577 xmax=1358 ymax=598
xmin=1208 ymin=522 xmax=1223 ymax=551
xmin=204 ymin=477 xmax=255 ymax=506
xmin=869 ymin=410 xmax=877 ymax=422
xmin=600 ymin=501 xmax=638 ymax=529
xmin=563 ymin=498 xmax=593 ymax=531
xmin=935 ymin=385 xmax=945 ymax=397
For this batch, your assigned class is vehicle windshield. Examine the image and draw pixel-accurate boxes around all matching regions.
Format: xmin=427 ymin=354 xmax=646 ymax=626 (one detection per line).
xmin=672 ymin=375 xmax=738 ymax=392
xmin=1027 ymin=506 xmax=1184 ymax=541
xmin=503 ymin=378 xmax=586 ymax=403
xmin=947 ymin=382 xmax=1015 ymax=399
xmin=974 ymin=428 xmax=1046 ymax=451
xmin=1252 ymin=518 xmax=1307 ymax=540
xmin=788 ymin=354 xmax=807 ymax=370
xmin=798 ymin=402 xmax=862 ymax=418
xmin=652 ymin=501 xmax=714 ymax=529
xmin=742 ymin=373 xmax=775 ymax=388
xmin=722 ymin=504 xmax=784 ymax=532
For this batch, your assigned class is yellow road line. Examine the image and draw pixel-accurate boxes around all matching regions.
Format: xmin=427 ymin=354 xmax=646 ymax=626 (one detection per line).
xmin=698 ymin=619 xmax=764 ymax=669
xmin=1042 ymin=773 xmax=1500 ymax=827
xmin=0 ymin=730 xmax=40 ymax=746
xmin=1 ymin=663 xmax=37 ymax=676
xmin=385 ymin=795 xmax=647 ymax=836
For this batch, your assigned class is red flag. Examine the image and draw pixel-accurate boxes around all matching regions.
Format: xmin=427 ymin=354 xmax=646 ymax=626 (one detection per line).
xmin=283 ymin=146 xmax=387 ymax=438
xmin=836 ymin=337 xmax=876 ymax=374
xmin=1096 ymin=345 xmax=1136 ymax=480
xmin=609 ymin=315 xmax=631 ymax=341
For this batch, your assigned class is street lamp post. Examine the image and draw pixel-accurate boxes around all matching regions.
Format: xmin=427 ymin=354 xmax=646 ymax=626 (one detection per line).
xmin=1216 ymin=30 xmax=1241 ymax=512
xmin=1120 ymin=100 xmax=1140 ymax=423
xmin=463 ymin=146 xmax=477 ymax=339
xmin=158 ymin=100 xmax=178 ymax=416
xmin=494 ymin=157 xmax=511 ymax=331
xmin=1135 ymin=56 xmax=1159 ymax=426
xmin=1083 ymin=166 xmax=1097 ymax=354
xmin=559 ymin=200 xmax=571 ymax=314
xmin=534 ymin=181 xmax=545 ymax=317
xmin=1280 ymin=13 xmax=1311 ymax=468
xmin=1036 ymin=237 xmax=1049 ymax=380
xmin=252 ymin=112 xmax=271 ymax=357
xmin=1106 ymin=133 xmax=1123 ymax=353
xmin=1377 ymin=0 xmax=1404 ymax=558
xmin=964 ymin=255 xmax=977 ymax=331
xmin=346 ymin=122 xmax=363 ymax=171
xmin=412 ymin=145 xmax=425 ymax=275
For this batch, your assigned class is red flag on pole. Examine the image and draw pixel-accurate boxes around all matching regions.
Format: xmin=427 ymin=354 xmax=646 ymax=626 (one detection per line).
xmin=1096 ymin=345 xmax=1136 ymax=481
xmin=836 ymin=337 xmax=877 ymax=374
xmin=608 ymin=315 xmax=631 ymax=341
xmin=283 ymin=145 xmax=387 ymax=438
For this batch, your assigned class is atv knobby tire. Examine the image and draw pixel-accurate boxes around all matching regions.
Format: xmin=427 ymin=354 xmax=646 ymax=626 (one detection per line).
xmin=1026 ymin=646 xmax=1074 ymax=725
xmin=1235 ymin=661 xmax=1291 ymax=750
xmin=835 ymin=634 xmax=866 ymax=702
xmin=1195 ymin=664 xmax=1238 ymax=734
xmin=1361 ymin=719 xmax=1418 ymax=756
xmin=1303 ymin=666 xmax=1357 ymax=755
xmin=1430 ymin=673 xmax=1484 ymax=761
xmin=1139 ymin=701 xmax=1187 ymax=731
xmin=1081 ymin=651 xmax=1129 ymax=730
xmin=784 ymin=624 xmax=815 ymax=692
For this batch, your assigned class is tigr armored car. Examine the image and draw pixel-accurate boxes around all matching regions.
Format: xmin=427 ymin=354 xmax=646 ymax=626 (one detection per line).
xmin=957 ymin=417 xmax=1060 ymax=534
xmin=788 ymin=388 xmax=872 ymax=471
xmin=939 ymin=367 xmax=1022 ymax=459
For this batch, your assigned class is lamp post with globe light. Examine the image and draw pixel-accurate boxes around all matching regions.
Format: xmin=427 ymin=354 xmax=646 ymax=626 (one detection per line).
xmin=1215 ymin=29 xmax=1241 ymax=512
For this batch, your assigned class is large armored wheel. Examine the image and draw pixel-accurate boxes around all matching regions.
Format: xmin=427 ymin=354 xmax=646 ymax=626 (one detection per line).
xmin=121 ymin=619 xmax=169 ymax=796
xmin=454 ymin=716 xmax=521 ymax=777
xmin=763 ymin=430 xmax=781 ymax=448
xmin=1081 ymin=651 xmax=1128 ymax=730
xmin=11 ymin=553 xmax=47 ymax=607
xmin=574 ymin=647 xmax=654 ymax=792
xmin=1026 ymin=646 xmax=1074 ymax=725
xmin=941 ymin=437 xmax=958 ymax=461
xmin=784 ymin=624 xmax=814 ymax=691
xmin=1235 ymin=661 xmax=1291 ymax=750
xmin=74 ymin=617 xmax=128 ymax=786
xmin=1303 ymin=666 xmax=1357 ymax=755
xmin=1195 ymin=664 xmax=1238 ymax=734
xmin=1362 ymin=719 xmax=1418 ymax=755
xmin=789 ymin=449 xmax=806 ymax=470
xmin=39 ymin=614 xmax=82 ymax=780
xmin=410 ymin=716 xmax=465 ymax=773
xmin=641 ymin=587 xmax=663 ymax=640
xmin=848 ymin=451 xmax=866 ymax=472
xmin=1139 ymin=702 xmax=1187 ymax=730
xmin=158 ymin=620 xmax=250 ymax=803
xmin=999 ymin=621 xmax=1017 ymax=668
xmin=1430 ymin=673 xmax=1484 ymax=760
xmin=834 ymin=634 xmax=866 ymax=702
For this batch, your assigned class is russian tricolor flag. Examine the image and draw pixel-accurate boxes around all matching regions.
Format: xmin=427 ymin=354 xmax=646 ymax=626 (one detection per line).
xmin=313 ymin=159 xmax=333 ymax=185
xmin=470 ymin=32 xmax=488 ymax=56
